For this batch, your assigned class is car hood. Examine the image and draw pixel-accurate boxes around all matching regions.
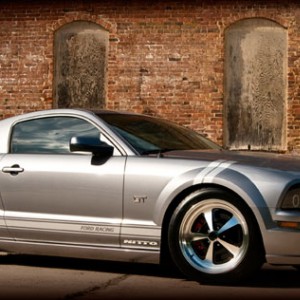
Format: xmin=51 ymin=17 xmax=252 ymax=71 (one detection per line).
xmin=162 ymin=149 xmax=300 ymax=172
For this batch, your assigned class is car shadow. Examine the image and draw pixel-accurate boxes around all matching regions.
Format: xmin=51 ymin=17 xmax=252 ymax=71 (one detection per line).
xmin=0 ymin=253 xmax=182 ymax=278
xmin=242 ymin=264 xmax=300 ymax=288
xmin=0 ymin=254 xmax=300 ymax=288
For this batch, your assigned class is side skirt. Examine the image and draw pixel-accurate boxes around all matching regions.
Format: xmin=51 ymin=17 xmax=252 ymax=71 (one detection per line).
xmin=0 ymin=240 xmax=160 ymax=264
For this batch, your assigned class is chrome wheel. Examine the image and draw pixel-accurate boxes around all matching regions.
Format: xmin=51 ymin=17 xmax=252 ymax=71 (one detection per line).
xmin=179 ymin=199 xmax=249 ymax=274
xmin=168 ymin=188 xmax=264 ymax=283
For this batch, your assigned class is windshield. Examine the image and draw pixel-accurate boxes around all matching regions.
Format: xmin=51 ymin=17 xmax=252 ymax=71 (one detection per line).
xmin=97 ymin=113 xmax=221 ymax=155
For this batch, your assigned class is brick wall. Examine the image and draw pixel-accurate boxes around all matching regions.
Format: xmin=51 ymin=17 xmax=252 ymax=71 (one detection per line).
xmin=1 ymin=0 xmax=300 ymax=150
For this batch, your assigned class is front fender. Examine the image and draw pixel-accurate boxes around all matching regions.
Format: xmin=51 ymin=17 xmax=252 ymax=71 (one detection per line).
xmin=153 ymin=160 xmax=226 ymax=225
xmin=154 ymin=164 xmax=273 ymax=232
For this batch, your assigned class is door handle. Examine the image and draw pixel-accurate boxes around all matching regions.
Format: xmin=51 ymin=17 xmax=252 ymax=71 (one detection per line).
xmin=2 ymin=164 xmax=24 ymax=175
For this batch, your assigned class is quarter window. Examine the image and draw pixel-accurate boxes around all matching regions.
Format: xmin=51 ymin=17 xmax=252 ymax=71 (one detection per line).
xmin=10 ymin=117 xmax=101 ymax=154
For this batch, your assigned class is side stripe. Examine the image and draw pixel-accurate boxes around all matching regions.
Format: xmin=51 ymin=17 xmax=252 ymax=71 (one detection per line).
xmin=203 ymin=161 xmax=236 ymax=183
xmin=193 ymin=160 xmax=225 ymax=184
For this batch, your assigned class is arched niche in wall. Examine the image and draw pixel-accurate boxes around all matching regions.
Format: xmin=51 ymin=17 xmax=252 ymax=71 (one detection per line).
xmin=54 ymin=21 xmax=108 ymax=108
xmin=224 ymin=18 xmax=287 ymax=151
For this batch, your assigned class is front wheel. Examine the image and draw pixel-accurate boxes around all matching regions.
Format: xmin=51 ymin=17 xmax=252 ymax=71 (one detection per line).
xmin=168 ymin=188 xmax=264 ymax=284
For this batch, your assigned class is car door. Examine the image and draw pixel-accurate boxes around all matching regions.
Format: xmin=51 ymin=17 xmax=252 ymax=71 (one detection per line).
xmin=0 ymin=183 xmax=10 ymax=240
xmin=0 ymin=115 xmax=125 ymax=248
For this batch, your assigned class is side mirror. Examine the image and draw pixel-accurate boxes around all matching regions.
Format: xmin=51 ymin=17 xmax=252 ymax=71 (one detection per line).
xmin=70 ymin=136 xmax=114 ymax=164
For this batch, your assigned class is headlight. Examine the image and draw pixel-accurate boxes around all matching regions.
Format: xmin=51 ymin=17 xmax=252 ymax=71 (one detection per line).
xmin=281 ymin=187 xmax=300 ymax=210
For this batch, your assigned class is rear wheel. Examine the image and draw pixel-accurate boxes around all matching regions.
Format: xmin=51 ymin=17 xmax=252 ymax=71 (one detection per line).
xmin=168 ymin=188 xmax=264 ymax=284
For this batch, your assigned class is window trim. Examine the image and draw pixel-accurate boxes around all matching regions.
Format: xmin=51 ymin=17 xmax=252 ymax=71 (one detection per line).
xmin=9 ymin=115 xmax=122 ymax=156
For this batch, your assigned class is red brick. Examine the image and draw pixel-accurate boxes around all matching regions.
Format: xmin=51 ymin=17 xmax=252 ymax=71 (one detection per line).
xmin=0 ymin=1 xmax=300 ymax=150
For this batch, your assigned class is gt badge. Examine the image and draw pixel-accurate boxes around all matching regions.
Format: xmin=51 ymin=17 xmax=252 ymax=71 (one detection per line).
xmin=133 ymin=195 xmax=147 ymax=203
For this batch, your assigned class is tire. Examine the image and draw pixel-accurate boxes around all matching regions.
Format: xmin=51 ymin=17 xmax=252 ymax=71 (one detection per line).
xmin=168 ymin=188 xmax=264 ymax=284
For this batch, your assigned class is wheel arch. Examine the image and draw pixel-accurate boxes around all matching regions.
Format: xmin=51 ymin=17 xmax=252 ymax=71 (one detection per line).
xmin=159 ymin=183 xmax=266 ymax=266
xmin=154 ymin=167 xmax=271 ymax=227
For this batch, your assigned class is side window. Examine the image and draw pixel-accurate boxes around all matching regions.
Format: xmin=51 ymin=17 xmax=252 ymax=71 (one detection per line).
xmin=10 ymin=117 xmax=101 ymax=154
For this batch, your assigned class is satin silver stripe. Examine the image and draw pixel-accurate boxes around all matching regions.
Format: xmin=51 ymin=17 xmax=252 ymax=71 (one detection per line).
xmin=0 ymin=209 xmax=5 ymax=226
xmin=122 ymin=219 xmax=157 ymax=227
xmin=5 ymin=211 xmax=122 ymax=224
xmin=121 ymin=226 xmax=161 ymax=238
xmin=6 ymin=219 xmax=120 ymax=235
xmin=203 ymin=161 xmax=235 ymax=183
xmin=4 ymin=213 xmax=160 ymax=237
xmin=193 ymin=160 xmax=225 ymax=184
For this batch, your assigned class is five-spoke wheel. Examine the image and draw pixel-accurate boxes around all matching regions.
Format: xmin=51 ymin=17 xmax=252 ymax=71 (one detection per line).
xmin=168 ymin=188 xmax=264 ymax=283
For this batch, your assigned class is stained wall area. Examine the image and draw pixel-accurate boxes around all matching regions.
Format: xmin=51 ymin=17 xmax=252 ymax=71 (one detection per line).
xmin=1 ymin=1 xmax=300 ymax=152
xmin=224 ymin=19 xmax=287 ymax=151
xmin=54 ymin=21 xmax=108 ymax=109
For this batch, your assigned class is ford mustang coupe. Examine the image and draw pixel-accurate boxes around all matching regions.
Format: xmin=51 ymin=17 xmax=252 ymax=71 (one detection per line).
xmin=0 ymin=108 xmax=300 ymax=283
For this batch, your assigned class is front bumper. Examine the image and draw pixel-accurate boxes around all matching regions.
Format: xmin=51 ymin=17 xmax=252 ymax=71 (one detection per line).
xmin=264 ymin=227 xmax=300 ymax=265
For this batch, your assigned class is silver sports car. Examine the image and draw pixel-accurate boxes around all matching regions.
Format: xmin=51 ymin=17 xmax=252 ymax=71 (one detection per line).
xmin=0 ymin=108 xmax=300 ymax=284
